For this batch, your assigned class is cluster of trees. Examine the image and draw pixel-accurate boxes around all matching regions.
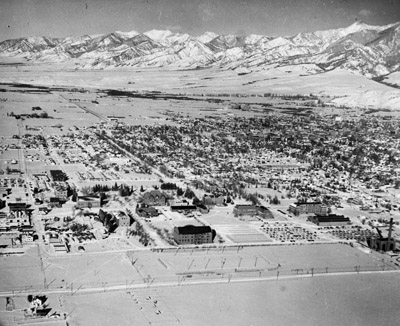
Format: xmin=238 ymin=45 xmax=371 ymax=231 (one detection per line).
xmin=70 ymin=223 xmax=89 ymax=234
xmin=96 ymin=210 xmax=119 ymax=233
xmin=129 ymin=222 xmax=151 ymax=247
xmin=119 ymin=184 xmax=135 ymax=197
xmin=153 ymin=226 xmax=176 ymax=246
xmin=160 ymin=182 xmax=177 ymax=190
xmin=183 ymin=188 xmax=195 ymax=199
xmin=92 ymin=184 xmax=111 ymax=192
xmin=267 ymin=194 xmax=281 ymax=205
xmin=82 ymin=182 xmax=135 ymax=198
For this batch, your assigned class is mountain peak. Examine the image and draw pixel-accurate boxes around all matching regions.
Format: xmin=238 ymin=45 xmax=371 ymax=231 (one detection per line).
xmin=144 ymin=29 xmax=174 ymax=41
xmin=196 ymin=32 xmax=219 ymax=43
xmin=114 ymin=30 xmax=140 ymax=40
xmin=345 ymin=20 xmax=378 ymax=34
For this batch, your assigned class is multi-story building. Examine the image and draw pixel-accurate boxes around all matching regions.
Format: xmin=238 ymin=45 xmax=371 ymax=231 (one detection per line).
xmin=115 ymin=211 xmax=130 ymax=227
xmin=141 ymin=190 xmax=169 ymax=206
xmin=288 ymin=202 xmax=328 ymax=216
xmin=233 ymin=205 xmax=274 ymax=219
xmin=173 ymin=225 xmax=214 ymax=245
xmin=54 ymin=184 xmax=68 ymax=199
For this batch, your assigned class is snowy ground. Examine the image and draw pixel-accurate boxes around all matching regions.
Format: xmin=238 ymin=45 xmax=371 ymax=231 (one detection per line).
xmin=1 ymin=58 xmax=399 ymax=110
xmin=2 ymin=269 xmax=400 ymax=326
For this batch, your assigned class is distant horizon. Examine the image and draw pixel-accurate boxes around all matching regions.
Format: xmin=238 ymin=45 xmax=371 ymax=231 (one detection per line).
xmin=1 ymin=19 xmax=399 ymax=43
xmin=1 ymin=0 xmax=400 ymax=42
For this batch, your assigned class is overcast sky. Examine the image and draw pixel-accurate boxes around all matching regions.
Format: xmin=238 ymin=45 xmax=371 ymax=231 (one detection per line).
xmin=1 ymin=0 xmax=400 ymax=41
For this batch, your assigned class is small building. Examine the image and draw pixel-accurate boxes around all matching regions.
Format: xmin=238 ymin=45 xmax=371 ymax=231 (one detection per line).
xmin=39 ymin=207 xmax=51 ymax=214
xmin=49 ymin=197 xmax=64 ymax=208
xmin=115 ymin=211 xmax=130 ymax=227
xmin=308 ymin=214 xmax=351 ymax=226
xmin=173 ymin=225 xmax=214 ymax=245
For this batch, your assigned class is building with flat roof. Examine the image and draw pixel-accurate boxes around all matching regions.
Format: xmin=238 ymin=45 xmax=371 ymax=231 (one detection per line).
xmin=77 ymin=195 xmax=101 ymax=209
xmin=173 ymin=225 xmax=214 ymax=245
xmin=288 ymin=201 xmax=328 ymax=216
xmin=233 ymin=205 xmax=274 ymax=219
xmin=170 ymin=205 xmax=197 ymax=213
xmin=308 ymin=214 xmax=351 ymax=226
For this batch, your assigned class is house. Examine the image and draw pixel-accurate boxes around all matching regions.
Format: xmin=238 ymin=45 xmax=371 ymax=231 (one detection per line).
xmin=173 ymin=225 xmax=214 ymax=245
xmin=39 ymin=207 xmax=51 ymax=214
xmin=288 ymin=201 xmax=328 ymax=216
xmin=141 ymin=190 xmax=169 ymax=206
xmin=136 ymin=206 xmax=159 ymax=218
xmin=115 ymin=211 xmax=131 ymax=227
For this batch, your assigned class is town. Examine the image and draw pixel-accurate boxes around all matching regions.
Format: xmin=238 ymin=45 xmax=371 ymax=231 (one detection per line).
xmin=1 ymin=83 xmax=400 ymax=325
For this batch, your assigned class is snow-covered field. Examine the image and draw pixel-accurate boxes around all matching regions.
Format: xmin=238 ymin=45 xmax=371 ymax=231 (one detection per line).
xmin=382 ymin=71 xmax=400 ymax=88
xmin=3 ymin=267 xmax=399 ymax=326
xmin=1 ymin=58 xmax=399 ymax=110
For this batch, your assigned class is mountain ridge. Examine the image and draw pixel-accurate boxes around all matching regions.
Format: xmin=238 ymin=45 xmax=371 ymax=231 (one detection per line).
xmin=0 ymin=21 xmax=399 ymax=78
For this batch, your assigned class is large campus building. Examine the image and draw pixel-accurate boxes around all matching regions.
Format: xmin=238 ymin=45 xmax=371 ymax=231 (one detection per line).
xmin=173 ymin=225 xmax=214 ymax=245
xmin=308 ymin=214 xmax=351 ymax=226
xmin=233 ymin=205 xmax=274 ymax=219
xmin=288 ymin=201 xmax=328 ymax=216
xmin=141 ymin=190 xmax=170 ymax=206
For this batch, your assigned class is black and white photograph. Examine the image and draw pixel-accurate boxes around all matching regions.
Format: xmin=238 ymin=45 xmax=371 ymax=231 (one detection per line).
xmin=1 ymin=0 xmax=400 ymax=325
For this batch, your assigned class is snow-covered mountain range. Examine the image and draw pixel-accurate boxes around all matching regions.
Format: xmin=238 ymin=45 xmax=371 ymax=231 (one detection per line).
xmin=0 ymin=21 xmax=399 ymax=78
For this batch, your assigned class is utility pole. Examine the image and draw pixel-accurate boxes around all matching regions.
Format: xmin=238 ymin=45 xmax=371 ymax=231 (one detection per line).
xmin=238 ymin=257 xmax=242 ymax=269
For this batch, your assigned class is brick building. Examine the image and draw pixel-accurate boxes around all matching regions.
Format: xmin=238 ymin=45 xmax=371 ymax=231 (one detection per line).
xmin=233 ymin=205 xmax=274 ymax=219
xmin=288 ymin=202 xmax=328 ymax=216
xmin=173 ymin=225 xmax=214 ymax=245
